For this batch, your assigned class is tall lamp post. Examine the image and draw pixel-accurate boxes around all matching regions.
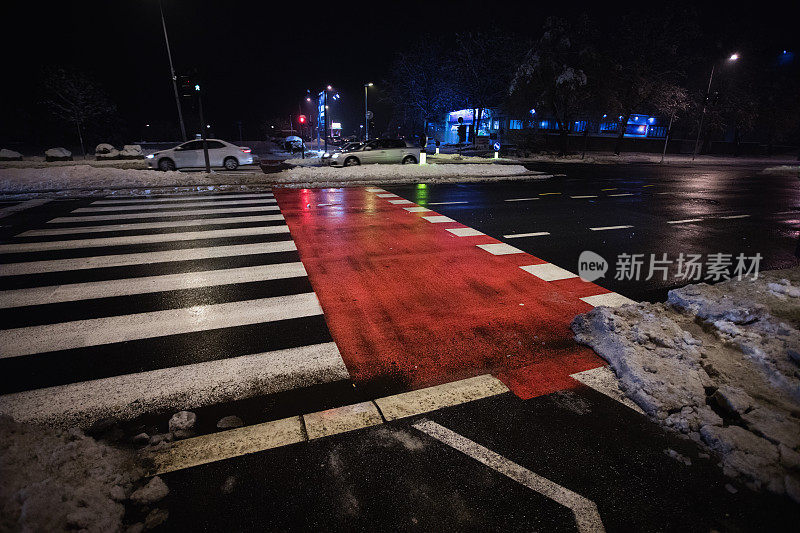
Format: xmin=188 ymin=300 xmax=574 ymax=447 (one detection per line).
xmin=364 ymin=82 xmax=374 ymax=141
xmin=159 ymin=0 xmax=187 ymax=141
xmin=692 ymin=53 xmax=739 ymax=160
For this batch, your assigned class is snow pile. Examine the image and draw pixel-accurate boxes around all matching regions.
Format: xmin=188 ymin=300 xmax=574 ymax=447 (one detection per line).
xmin=95 ymin=143 xmax=120 ymax=160
xmin=426 ymin=153 xmax=512 ymax=164
xmin=0 ymin=148 xmax=23 ymax=161
xmin=0 ymin=415 xmax=167 ymax=532
xmin=572 ymin=268 xmax=800 ymax=502
xmin=45 ymin=147 xmax=72 ymax=162
xmin=762 ymin=165 xmax=800 ymax=175
xmin=276 ymin=163 xmax=533 ymax=186
xmin=283 ymin=156 xmax=325 ymax=166
xmin=121 ymin=145 xmax=144 ymax=159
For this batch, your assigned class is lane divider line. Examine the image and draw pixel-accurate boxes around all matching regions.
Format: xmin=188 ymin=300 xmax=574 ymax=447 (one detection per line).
xmin=540 ymin=192 xmax=561 ymax=196
xmin=143 ymin=374 xmax=509 ymax=475
xmin=503 ymin=232 xmax=550 ymax=239
xmin=504 ymin=198 xmax=540 ymax=202
xmin=607 ymin=193 xmax=634 ymax=197
xmin=667 ymin=218 xmax=703 ymax=224
xmin=520 ymin=263 xmax=578 ymax=282
xmin=571 ymin=195 xmax=598 ymax=199
xmin=719 ymin=214 xmax=750 ymax=219
xmin=413 ymin=419 xmax=606 ymax=533
xmin=589 ymin=225 xmax=633 ymax=231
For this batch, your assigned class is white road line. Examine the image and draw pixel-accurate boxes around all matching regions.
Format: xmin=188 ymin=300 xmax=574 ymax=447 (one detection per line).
xmin=667 ymin=218 xmax=703 ymax=224
xmin=571 ymin=195 xmax=598 ymax=199
xmin=422 ymin=215 xmax=455 ymax=223
xmin=19 ymin=214 xmax=285 ymax=236
xmin=365 ymin=187 xmax=385 ymax=192
xmin=520 ymin=263 xmax=577 ymax=281
xmin=476 ymin=243 xmax=525 ymax=255
xmin=376 ymin=193 xmax=399 ymax=198
xmin=404 ymin=206 xmax=432 ymax=213
xmin=540 ymin=192 xmax=561 ymax=196
xmin=589 ymin=225 xmax=633 ymax=231
xmin=50 ymin=205 xmax=281 ymax=222
xmin=503 ymin=232 xmax=550 ymax=239
xmin=427 ymin=201 xmax=467 ymax=205
xmin=569 ymin=366 xmax=644 ymax=415
xmin=145 ymin=416 xmax=306 ymax=475
xmin=504 ymin=197 xmax=540 ymax=202
xmin=0 ymin=225 xmax=289 ymax=253
xmin=445 ymin=227 xmax=485 ymax=237
xmin=0 ymin=292 xmax=323 ymax=358
xmin=74 ymin=198 xmax=277 ymax=212
xmin=413 ymin=420 xmax=605 ymax=533
xmin=375 ymin=375 xmax=509 ymax=420
xmin=608 ymin=193 xmax=634 ymax=197
xmin=0 ymin=199 xmax=52 ymax=219
xmin=580 ymin=292 xmax=636 ymax=308
xmin=0 ymin=240 xmax=297 ymax=277
xmin=0 ymin=342 xmax=348 ymax=428
xmin=774 ymin=210 xmax=798 ymax=215
xmin=91 ymin=193 xmax=274 ymax=205
xmin=304 ymin=402 xmax=383 ymax=440
xmin=0 ymin=262 xmax=307 ymax=309
xmin=388 ymin=199 xmax=414 ymax=205
xmin=718 ymin=214 xmax=751 ymax=219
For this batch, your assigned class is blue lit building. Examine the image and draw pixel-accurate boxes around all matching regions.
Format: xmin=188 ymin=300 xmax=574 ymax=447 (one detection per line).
xmin=430 ymin=108 xmax=666 ymax=146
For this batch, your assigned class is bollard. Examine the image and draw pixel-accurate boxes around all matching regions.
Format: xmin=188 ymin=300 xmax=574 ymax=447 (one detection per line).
xmin=494 ymin=151 xmax=499 ymax=159
xmin=435 ymin=147 xmax=440 ymax=155
xmin=420 ymin=152 xmax=427 ymax=165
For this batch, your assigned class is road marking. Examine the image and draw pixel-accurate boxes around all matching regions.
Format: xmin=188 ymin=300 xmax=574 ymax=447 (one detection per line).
xmin=91 ymin=193 xmax=274 ymax=205
xmin=503 ymin=232 xmax=550 ymax=239
xmin=540 ymin=192 xmax=561 ymax=196
xmin=365 ymin=187 xmax=385 ymax=192
xmin=446 ymin=227 xmax=485 ymax=237
xmin=145 ymin=415 xmax=306 ymax=475
xmin=774 ymin=210 xmax=798 ymax=215
xmin=404 ymin=206 xmax=432 ymax=213
xmin=504 ymin=197 xmax=540 ymax=202
xmin=569 ymin=366 xmax=644 ymax=415
xmin=74 ymin=198 xmax=277 ymax=212
xmin=520 ymin=263 xmax=577 ymax=281
xmin=589 ymin=225 xmax=633 ymax=231
xmin=0 ymin=199 xmax=52 ymax=219
xmin=388 ymin=199 xmax=414 ymax=205
xmin=601 ymin=188 xmax=617 ymax=191
xmin=476 ymin=243 xmax=524 ymax=255
xmin=422 ymin=215 xmax=455 ymax=223
xmin=580 ymin=292 xmax=635 ymax=307
xmin=571 ymin=195 xmax=598 ymax=199
xmin=427 ymin=201 xmax=467 ymax=205
xmin=608 ymin=193 xmax=634 ymax=197
xmin=0 ymin=292 xmax=323 ymax=358
xmin=413 ymin=420 xmax=605 ymax=533
xmin=375 ymin=374 xmax=509 ymax=420
xmin=0 ymin=226 xmax=289 ymax=253
xmin=304 ymin=402 xmax=383 ymax=440
xmin=0 ymin=342 xmax=348 ymax=428
xmin=49 ymin=205 xmax=281 ymax=222
xmin=667 ymin=218 xmax=703 ymax=224
xmin=0 ymin=263 xmax=308 ymax=309
xmin=718 ymin=214 xmax=750 ymax=219
xmin=19 ymin=214 xmax=286 ymax=236
xmin=377 ymin=193 xmax=399 ymax=198
xmin=1 ymin=240 xmax=297 ymax=276
xmin=642 ymin=184 xmax=655 ymax=187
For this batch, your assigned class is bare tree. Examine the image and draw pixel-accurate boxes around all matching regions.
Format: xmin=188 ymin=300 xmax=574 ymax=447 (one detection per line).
xmin=41 ymin=67 xmax=117 ymax=157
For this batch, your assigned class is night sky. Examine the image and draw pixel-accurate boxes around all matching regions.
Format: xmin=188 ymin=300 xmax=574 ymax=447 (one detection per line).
xmin=2 ymin=1 xmax=798 ymax=143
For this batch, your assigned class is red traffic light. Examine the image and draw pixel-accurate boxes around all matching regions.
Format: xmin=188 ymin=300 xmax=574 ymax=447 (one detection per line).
xmin=298 ymin=115 xmax=307 ymax=124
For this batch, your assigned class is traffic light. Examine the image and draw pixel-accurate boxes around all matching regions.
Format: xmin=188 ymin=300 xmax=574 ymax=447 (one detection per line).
xmin=298 ymin=115 xmax=307 ymax=124
xmin=178 ymin=76 xmax=195 ymax=97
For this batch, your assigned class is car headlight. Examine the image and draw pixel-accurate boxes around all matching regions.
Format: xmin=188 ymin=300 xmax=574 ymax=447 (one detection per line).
xmin=331 ymin=153 xmax=340 ymax=159
xmin=323 ymin=152 xmax=331 ymax=158
xmin=146 ymin=154 xmax=155 ymax=159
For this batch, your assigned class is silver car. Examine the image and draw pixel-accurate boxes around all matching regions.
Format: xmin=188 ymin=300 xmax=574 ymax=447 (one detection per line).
xmin=329 ymin=139 xmax=420 ymax=167
xmin=146 ymin=139 xmax=254 ymax=171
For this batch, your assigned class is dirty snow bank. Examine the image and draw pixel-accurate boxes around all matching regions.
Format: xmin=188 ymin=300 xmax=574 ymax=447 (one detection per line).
xmin=0 ymin=165 xmax=261 ymax=192
xmin=762 ymin=165 xmax=800 ymax=175
xmin=572 ymin=269 xmax=800 ymax=502
xmin=0 ymin=415 xmax=168 ymax=532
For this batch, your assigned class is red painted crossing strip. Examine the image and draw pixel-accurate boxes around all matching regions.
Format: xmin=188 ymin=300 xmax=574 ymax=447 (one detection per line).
xmin=274 ymin=187 xmax=609 ymax=399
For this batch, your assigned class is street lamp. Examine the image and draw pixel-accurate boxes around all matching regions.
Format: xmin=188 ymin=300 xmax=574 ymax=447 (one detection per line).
xmin=364 ymin=83 xmax=374 ymax=141
xmin=692 ymin=53 xmax=740 ymax=160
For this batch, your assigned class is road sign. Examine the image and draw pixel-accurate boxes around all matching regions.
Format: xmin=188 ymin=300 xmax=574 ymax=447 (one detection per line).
xmin=493 ymin=141 xmax=501 ymax=152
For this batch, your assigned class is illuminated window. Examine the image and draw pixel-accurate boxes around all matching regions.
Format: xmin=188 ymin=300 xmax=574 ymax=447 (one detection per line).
xmin=510 ymin=120 xmax=523 ymax=129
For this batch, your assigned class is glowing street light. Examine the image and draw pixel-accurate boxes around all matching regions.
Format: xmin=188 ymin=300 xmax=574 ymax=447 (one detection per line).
xmin=729 ymin=53 xmax=739 ymax=61
xmin=692 ymin=53 xmax=741 ymax=160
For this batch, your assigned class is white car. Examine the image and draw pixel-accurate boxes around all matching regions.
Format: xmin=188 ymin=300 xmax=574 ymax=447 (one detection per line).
xmin=328 ymin=138 xmax=420 ymax=167
xmin=146 ymin=139 xmax=253 ymax=171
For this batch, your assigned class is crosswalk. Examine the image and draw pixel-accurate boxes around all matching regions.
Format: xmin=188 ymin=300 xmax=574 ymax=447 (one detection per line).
xmin=0 ymin=191 xmax=351 ymax=428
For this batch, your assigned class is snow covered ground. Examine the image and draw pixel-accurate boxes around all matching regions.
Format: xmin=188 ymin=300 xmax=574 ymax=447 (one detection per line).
xmin=572 ymin=269 xmax=800 ymax=502
xmin=0 ymin=415 xmax=169 ymax=532
xmin=762 ymin=165 xmax=800 ymax=175
xmin=517 ymin=153 xmax=800 ymax=166
xmin=0 ymin=158 xmax=149 ymax=170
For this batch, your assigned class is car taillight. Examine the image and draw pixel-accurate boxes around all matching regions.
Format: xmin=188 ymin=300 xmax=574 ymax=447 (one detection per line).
xmin=240 ymin=148 xmax=251 ymax=153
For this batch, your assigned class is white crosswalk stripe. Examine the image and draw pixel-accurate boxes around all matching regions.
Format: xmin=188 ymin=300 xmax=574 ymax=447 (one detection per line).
xmin=0 ymin=193 xmax=351 ymax=428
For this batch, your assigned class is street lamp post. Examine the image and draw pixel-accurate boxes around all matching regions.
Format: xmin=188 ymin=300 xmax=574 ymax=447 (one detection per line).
xmin=692 ymin=53 xmax=739 ymax=161
xmin=159 ymin=0 xmax=187 ymax=141
xmin=364 ymin=82 xmax=373 ymax=141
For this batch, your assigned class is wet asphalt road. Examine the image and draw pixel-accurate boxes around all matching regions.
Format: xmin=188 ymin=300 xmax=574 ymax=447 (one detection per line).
xmin=386 ymin=162 xmax=800 ymax=302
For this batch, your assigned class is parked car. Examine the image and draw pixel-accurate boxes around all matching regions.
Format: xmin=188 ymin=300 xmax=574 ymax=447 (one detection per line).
xmin=146 ymin=139 xmax=253 ymax=171
xmin=328 ymin=138 xmax=420 ymax=167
